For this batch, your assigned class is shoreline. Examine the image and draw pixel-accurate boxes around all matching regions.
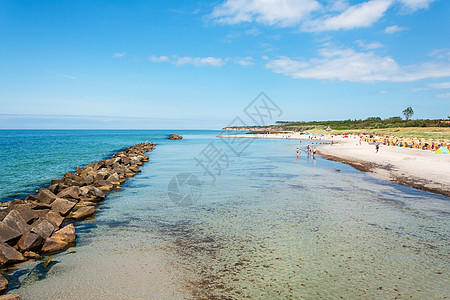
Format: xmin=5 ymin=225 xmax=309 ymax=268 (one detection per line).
xmin=218 ymin=133 xmax=450 ymax=197
xmin=0 ymin=142 xmax=155 ymax=297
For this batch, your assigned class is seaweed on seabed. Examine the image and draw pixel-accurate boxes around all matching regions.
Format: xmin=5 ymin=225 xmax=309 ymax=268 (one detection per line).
xmin=5 ymin=259 xmax=59 ymax=290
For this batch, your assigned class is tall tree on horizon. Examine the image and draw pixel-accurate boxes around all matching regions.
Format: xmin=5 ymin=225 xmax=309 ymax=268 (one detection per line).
xmin=403 ymin=107 xmax=414 ymax=125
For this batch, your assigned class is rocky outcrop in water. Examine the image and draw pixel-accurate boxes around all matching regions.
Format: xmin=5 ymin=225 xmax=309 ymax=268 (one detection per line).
xmin=168 ymin=134 xmax=183 ymax=140
xmin=0 ymin=142 xmax=155 ymax=295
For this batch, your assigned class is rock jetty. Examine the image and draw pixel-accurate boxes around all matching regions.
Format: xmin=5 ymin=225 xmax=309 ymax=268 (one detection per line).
xmin=168 ymin=134 xmax=183 ymax=140
xmin=0 ymin=142 xmax=155 ymax=295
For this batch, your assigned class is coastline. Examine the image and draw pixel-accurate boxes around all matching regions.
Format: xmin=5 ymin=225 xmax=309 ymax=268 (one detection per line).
xmin=218 ymin=133 xmax=450 ymax=197
xmin=0 ymin=142 xmax=155 ymax=296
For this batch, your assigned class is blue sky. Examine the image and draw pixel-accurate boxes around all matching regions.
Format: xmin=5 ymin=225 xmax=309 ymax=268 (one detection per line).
xmin=0 ymin=0 xmax=449 ymax=129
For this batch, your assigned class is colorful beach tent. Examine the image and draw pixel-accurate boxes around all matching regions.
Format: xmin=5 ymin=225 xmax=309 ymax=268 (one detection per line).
xmin=436 ymin=147 xmax=449 ymax=154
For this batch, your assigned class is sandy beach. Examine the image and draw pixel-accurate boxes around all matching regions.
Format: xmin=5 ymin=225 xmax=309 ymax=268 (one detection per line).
xmin=218 ymin=133 xmax=450 ymax=196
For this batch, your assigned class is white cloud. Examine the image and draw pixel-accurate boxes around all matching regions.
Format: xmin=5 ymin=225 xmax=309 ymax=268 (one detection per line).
xmin=356 ymin=39 xmax=384 ymax=50
xmin=210 ymin=0 xmax=321 ymax=26
xmin=148 ymin=55 xmax=170 ymax=62
xmin=112 ymin=52 xmax=126 ymax=58
xmin=435 ymin=92 xmax=450 ymax=99
xmin=235 ymin=56 xmax=255 ymax=66
xmin=384 ymin=25 xmax=408 ymax=33
xmin=265 ymin=45 xmax=450 ymax=83
xmin=379 ymin=90 xmax=388 ymax=93
xmin=397 ymin=0 xmax=435 ymax=12
xmin=174 ymin=56 xmax=226 ymax=67
xmin=149 ymin=55 xmax=226 ymax=67
xmin=429 ymin=82 xmax=450 ymax=89
xmin=210 ymin=0 xmax=434 ymax=31
xmin=302 ymin=0 xmax=393 ymax=31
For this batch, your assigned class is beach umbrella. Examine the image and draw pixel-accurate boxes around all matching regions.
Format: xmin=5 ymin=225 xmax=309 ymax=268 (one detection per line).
xmin=436 ymin=147 xmax=449 ymax=154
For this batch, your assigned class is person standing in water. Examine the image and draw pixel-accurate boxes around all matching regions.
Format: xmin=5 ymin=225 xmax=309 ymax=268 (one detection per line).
xmin=296 ymin=147 xmax=300 ymax=158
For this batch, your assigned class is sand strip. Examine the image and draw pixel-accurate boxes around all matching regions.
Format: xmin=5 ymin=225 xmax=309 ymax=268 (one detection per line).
xmin=218 ymin=133 xmax=450 ymax=196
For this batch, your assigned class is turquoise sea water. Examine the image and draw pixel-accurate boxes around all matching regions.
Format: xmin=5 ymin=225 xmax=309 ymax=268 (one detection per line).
xmin=1 ymin=130 xmax=449 ymax=299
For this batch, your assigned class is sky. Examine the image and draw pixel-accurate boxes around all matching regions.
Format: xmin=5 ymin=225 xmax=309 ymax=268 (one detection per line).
xmin=0 ymin=0 xmax=449 ymax=129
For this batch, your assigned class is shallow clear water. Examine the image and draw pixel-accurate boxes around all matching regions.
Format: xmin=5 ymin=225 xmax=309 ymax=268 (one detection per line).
xmin=2 ymin=130 xmax=449 ymax=299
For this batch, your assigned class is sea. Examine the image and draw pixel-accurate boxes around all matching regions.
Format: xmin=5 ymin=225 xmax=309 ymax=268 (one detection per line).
xmin=0 ymin=130 xmax=449 ymax=299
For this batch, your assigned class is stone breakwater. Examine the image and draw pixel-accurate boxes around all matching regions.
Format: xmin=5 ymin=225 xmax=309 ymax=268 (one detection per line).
xmin=0 ymin=142 xmax=155 ymax=296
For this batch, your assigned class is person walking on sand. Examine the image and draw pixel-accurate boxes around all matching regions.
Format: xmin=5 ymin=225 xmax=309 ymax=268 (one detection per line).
xmin=375 ymin=142 xmax=379 ymax=153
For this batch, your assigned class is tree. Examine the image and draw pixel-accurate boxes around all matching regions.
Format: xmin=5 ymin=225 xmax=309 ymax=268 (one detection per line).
xmin=403 ymin=107 xmax=414 ymax=125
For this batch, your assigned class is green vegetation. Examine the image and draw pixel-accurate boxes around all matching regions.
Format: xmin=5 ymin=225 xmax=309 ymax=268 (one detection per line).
xmin=224 ymin=116 xmax=450 ymax=140
xmin=274 ymin=116 xmax=446 ymax=131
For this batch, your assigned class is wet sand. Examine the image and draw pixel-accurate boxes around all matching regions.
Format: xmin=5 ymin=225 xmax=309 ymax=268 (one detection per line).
xmin=218 ymin=133 xmax=450 ymax=196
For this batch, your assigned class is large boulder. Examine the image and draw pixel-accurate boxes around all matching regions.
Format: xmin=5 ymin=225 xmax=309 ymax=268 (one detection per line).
xmin=68 ymin=206 xmax=96 ymax=220
xmin=0 ymin=243 xmax=26 ymax=265
xmin=80 ymin=174 xmax=95 ymax=186
xmin=44 ymin=211 xmax=64 ymax=227
xmin=57 ymin=186 xmax=82 ymax=200
xmin=37 ymin=188 xmax=57 ymax=205
xmin=94 ymin=180 xmax=113 ymax=191
xmin=0 ymin=223 xmax=21 ymax=244
xmin=13 ymin=204 xmax=39 ymax=224
xmin=50 ymin=198 xmax=76 ymax=216
xmin=80 ymin=186 xmax=105 ymax=201
xmin=107 ymin=173 xmax=120 ymax=185
xmin=1 ymin=210 xmax=30 ymax=234
xmin=30 ymin=219 xmax=55 ymax=239
xmin=169 ymin=134 xmax=183 ymax=140
xmin=52 ymin=224 xmax=75 ymax=243
xmin=16 ymin=232 xmax=44 ymax=252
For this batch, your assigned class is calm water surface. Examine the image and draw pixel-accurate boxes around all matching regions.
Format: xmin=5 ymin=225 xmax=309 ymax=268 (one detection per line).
xmin=1 ymin=130 xmax=449 ymax=299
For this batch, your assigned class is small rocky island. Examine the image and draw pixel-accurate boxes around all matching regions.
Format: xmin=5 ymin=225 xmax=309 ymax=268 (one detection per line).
xmin=0 ymin=142 xmax=155 ymax=297
xmin=168 ymin=134 xmax=183 ymax=140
